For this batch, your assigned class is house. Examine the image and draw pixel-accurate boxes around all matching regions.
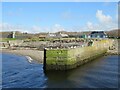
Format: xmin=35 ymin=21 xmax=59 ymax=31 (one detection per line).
xmin=46 ymin=33 xmax=68 ymax=38
xmin=56 ymin=33 xmax=69 ymax=38
xmin=79 ymin=34 xmax=88 ymax=38
xmin=5 ymin=32 xmax=15 ymax=38
xmin=38 ymin=35 xmax=47 ymax=39
xmin=88 ymin=31 xmax=107 ymax=38
xmin=46 ymin=33 xmax=57 ymax=38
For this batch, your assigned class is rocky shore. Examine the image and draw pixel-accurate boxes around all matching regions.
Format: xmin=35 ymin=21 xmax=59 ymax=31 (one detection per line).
xmin=1 ymin=39 xmax=119 ymax=64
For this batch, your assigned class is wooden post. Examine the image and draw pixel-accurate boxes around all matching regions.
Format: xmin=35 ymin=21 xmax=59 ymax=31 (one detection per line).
xmin=43 ymin=48 xmax=46 ymax=72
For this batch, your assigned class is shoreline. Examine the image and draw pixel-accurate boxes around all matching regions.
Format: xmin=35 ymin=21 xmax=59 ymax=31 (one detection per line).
xmin=1 ymin=49 xmax=44 ymax=63
xmin=1 ymin=49 xmax=119 ymax=63
xmin=106 ymin=50 xmax=120 ymax=55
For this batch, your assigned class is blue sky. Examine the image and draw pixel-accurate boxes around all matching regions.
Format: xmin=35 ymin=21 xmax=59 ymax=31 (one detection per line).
xmin=1 ymin=2 xmax=118 ymax=33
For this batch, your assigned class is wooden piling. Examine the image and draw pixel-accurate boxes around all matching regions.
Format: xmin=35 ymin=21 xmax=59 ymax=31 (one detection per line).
xmin=43 ymin=48 xmax=46 ymax=72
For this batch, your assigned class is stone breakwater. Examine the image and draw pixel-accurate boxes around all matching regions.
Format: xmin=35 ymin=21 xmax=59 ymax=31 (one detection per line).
xmin=0 ymin=39 xmax=98 ymax=50
xmin=44 ymin=39 xmax=114 ymax=71
xmin=106 ymin=39 xmax=119 ymax=55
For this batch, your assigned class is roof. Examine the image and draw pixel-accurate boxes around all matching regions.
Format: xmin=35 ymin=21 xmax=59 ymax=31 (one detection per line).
xmin=60 ymin=33 xmax=68 ymax=37
xmin=90 ymin=31 xmax=106 ymax=35
xmin=38 ymin=35 xmax=47 ymax=38
xmin=48 ymin=33 xmax=56 ymax=36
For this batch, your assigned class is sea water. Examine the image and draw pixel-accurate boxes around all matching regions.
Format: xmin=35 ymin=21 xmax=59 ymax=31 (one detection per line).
xmin=1 ymin=53 xmax=119 ymax=88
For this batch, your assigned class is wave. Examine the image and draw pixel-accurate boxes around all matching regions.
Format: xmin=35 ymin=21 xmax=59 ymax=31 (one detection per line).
xmin=25 ymin=56 xmax=33 ymax=63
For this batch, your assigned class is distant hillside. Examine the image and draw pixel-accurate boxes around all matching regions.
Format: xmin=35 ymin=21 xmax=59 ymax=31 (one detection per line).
xmin=56 ymin=29 xmax=120 ymax=38
xmin=1 ymin=29 xmax=120 ymax=39
xmin=0 ymin=31 xmax=35 ymax=39
xmin=105 ymin=29 xmax=120 ymax=38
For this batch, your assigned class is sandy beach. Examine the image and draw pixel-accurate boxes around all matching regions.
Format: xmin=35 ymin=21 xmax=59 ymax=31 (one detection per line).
xmin=1 ymin=49 xmax=44 ymax=63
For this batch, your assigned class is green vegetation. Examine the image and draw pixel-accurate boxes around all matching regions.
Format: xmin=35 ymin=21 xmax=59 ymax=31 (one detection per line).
xmin=1 ymin=38 xmax=17 ymax=41
xmin=45 ymin=39 xmax=113 ymax=70
xmin=46 ymin=49 xmax=68 ymax=65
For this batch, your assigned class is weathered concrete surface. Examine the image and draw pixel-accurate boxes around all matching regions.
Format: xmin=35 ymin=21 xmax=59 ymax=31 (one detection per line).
xmin=44 ymin=39 xmax=114 ymax=71
xmin=107 ymin=39 xmax=120 ymax=55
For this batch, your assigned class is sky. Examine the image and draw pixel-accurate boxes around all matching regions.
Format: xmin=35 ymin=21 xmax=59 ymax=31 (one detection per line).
xmin=1 ymin=2 xmax=118 ymax=33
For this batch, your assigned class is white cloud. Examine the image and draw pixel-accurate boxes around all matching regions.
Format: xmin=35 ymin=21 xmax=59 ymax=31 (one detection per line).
xmin=96 ymin=10 xmax=112 ymax=24
xmin=0 ymin=23 xmax=43 ymax=33
xmin=81 ymin=21 xmax=102 ymax=31
xmin=54 ymin=24 xmax=61 ymax=27
xmin=31 ymin=24 xmax=65 ymax=33
xmin=0 ymin=23 xmax=65 ymax=33
xmin=1 ymin=23 xmax=19 ymax=31
xmin=82 ymin=10 xmax=118 ymax=31
xmin=50 ymin=24 xmax=65 ymax=33
xmin=27 ymin=24 xmax=65 ymax=33
xmin=87 ymin=21 xmax=94 ymax=30
xmin=0 ymin=23 xmax=28 ymax=32
xmin=31 ymin=25 xmax=41 ymax=33
xmin=1 ymin=9 xmax=118 ymax=33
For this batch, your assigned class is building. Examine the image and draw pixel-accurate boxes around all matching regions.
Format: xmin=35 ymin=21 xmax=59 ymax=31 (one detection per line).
xmin=46 ymin=33 xmax=57 ymax=38
xmin=46 ymin=33 xmax=68 ymax=38
xmin=79 ymin=34 xmax=88 ymax=38
xmin=56 ymin=33 xmax=68 ymax=38
xmin=12 ymin=31 xmax=15 ymax=38
xmin=6 ymin=32 xmax=15 ymax=38
xmin=88 ymin=31 xmax=107 ymax=38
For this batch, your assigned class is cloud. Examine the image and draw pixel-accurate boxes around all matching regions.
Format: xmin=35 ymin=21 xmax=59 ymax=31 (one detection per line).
xmin=86 ymin=21 xmax=94 ymax=30
xmin=0 ymin=23 xmax=42 ymax=33
xmin=27 ymin=24 xmax=66 ymax=33
xmin=0 ymin=23 xmax=28 ymax=32
xmin=96 ymin=10 xmax=112 ymax=24
xmin=82 ymin=10 xmax=118 ymax=31
xmin=1 ymin=9 xmax=117 ymax=33
xmin=50 ymin=24 xmax=65 ymax=33
xmin=1 ymin=23 xmax=19 ymax=30
xmin=0 ymin=22 xmax=65 ymax=33
xmin=30 ymin=24 xmax=65 ymax=33
xmin=80 ymin=21 xmax=100 ymax=31
xmin=31 ymin=25 xmax=41 ymax=33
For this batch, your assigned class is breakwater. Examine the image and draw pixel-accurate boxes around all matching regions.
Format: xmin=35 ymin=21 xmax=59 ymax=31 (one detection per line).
xmin=43 ymin=39 xmax=114 ymax=71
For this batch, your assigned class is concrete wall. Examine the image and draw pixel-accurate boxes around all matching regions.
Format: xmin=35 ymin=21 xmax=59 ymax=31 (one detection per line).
xmin=44 ymin=39 xmax=114 ymax=71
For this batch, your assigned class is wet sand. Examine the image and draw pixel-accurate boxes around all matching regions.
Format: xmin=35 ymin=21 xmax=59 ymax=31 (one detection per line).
xmin=1 ymin=49 xmax=44 ymax=63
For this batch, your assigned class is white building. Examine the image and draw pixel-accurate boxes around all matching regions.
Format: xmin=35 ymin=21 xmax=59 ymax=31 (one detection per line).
xmin=46 ymin=33 xmax=68 ymax=38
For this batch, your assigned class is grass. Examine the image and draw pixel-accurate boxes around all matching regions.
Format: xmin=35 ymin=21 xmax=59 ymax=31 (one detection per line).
xmin=0 ymin=38 xmax=17 ymax=41
xmin=23 ymin=37 xmax=83 ymax=42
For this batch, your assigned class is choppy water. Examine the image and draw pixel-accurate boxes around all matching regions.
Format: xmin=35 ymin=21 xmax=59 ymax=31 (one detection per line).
xmin=2 ymin=53 xmax=119 ymax=88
